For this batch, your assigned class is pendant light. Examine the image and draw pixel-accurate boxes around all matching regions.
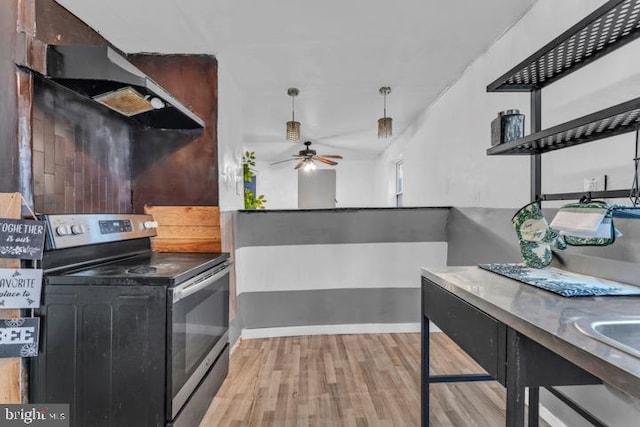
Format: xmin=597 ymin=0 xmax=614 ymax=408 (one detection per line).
xmin=378 ymin=86 xmax=392 ymax=138
xmin=286 ymin=88 xmax=301 ymax=142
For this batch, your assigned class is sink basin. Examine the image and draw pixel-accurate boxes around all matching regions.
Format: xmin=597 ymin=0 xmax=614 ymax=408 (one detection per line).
xmin=574 ymin=318 xmax=640 ymax=358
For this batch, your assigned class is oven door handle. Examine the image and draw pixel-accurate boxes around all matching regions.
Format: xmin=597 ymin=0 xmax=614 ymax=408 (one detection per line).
xmin=172 ymin=262 xmax=231 ymax=303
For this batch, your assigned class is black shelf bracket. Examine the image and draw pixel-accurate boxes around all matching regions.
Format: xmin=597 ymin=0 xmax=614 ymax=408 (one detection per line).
xmin=539 ymin=189 xmax=637 ymax=201
xmin=531 ymin=89 xmax=542 ymax=201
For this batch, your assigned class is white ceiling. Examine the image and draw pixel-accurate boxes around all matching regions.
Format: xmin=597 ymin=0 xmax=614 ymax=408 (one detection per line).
xmin=56 ymin=0 xmax=536 ymax=161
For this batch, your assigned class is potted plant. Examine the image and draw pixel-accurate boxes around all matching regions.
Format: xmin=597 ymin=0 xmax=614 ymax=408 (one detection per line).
xmin=242 ymin=151 xmax=267 ymax=210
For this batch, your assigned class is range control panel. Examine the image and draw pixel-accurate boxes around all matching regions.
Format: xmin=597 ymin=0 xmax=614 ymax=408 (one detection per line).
xmin=99 ymin=220 xmax=133 ymax=234
xmin=44 ymin=214 xmax=159 ymax=249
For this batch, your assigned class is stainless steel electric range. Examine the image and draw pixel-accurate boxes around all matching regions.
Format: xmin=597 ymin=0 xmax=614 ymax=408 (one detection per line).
xmin=30 ymin=213 xmax=230 ymax=427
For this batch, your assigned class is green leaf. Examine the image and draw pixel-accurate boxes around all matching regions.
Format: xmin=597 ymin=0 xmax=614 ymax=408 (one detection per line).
xmin=242 ymin=151 xmax=267 ymax=209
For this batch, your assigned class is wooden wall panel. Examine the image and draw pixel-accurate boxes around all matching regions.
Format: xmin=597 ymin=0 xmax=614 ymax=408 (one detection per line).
xmin=144 ymin=205 xmax=221 ymax=253
xmin=0 ymin=193 xmax=24 ymax=404
xmin=17 ymin=0 xmax=36 ymax=36
xmin=34 ymin=0 xmax=108 ymax=46
xmin=17 ymin=69 xmax=34 ymax=215
xmin=15 ymin=1 xmax=46 ymax=75
xmin=31 ymin=77 xmax=133 ymax=214
xmin=130 ymin=55 xmax=218 ymax=212
xmin=0 ymin=0 xmax=20 ymax=194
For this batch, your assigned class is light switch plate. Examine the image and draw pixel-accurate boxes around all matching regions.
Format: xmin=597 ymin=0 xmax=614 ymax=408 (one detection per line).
xmin=583 ymin=175 xmax=607 ymax=192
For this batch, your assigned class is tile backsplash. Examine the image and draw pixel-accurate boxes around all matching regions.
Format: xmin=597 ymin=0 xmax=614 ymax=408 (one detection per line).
xmin=32 ymin=77 xmax=132 ymax=214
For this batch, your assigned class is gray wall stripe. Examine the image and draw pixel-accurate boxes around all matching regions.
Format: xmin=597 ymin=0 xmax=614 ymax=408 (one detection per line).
xmin=236 ymin=207 xmax=450 ymax=248
xmin=445 ymin=206 xmax=640 ymax=266
xmin=446 ymin=207 xmax=521 ymax=266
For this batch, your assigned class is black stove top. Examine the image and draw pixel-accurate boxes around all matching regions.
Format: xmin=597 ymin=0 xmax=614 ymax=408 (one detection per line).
xmin=41 ymin=213 xmax=230 ymax=286
xmin=45 ymin=252 xmax=229 ymax=286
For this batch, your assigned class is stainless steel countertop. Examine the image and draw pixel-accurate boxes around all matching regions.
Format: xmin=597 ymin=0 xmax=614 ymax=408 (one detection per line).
xmin=422 ymin=266 xmax=640 ymax=399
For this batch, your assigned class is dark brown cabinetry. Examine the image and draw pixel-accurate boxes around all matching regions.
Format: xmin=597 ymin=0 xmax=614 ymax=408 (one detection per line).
xmin=2 ymin=0 xmax=219 ymax=214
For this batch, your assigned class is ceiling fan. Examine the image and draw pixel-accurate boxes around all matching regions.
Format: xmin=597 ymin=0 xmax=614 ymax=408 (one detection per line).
xmin=270 ymin=141 xmax=343 ymax=170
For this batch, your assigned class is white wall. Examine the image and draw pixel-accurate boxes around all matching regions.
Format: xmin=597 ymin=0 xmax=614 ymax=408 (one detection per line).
xmin=374 ymin=0 xmax=623 ymax=209
xmin=253 ymin=161 xmax=298 ymax=209
xmin=540 ymin=14 xmax=640 ymax=202
xmin=236 ymin=242 xmax=447 ymax=294
xmin=217 ymin=62 xmax=244 ymax=212
xmin=254 ymin=159 xmax=377 ymax=209
xmin=335 ymin=160 xmax=378 ymax=208
xmin=220 ymin=0 xmax=631 ymax=213
xmin=376 ymin=0 xmax=640 ymax=425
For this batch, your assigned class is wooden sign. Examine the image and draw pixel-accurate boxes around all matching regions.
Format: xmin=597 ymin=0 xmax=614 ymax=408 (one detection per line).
xmin=0 ymin=269 xmax=42 ymax=309
xmin=0 ymin=219 xmax=46 ymax=260
xmin=0 ymin=318 xmax=40 ymax=358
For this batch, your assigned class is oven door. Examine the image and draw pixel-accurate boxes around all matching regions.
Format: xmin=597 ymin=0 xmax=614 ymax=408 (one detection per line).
xmin=168 ymin=261 xmax=231 ymax=420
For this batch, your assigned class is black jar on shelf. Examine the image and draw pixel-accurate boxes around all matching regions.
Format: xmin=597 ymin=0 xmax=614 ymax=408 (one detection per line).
xmin=491 ymin=109 xmax=525 ymax=146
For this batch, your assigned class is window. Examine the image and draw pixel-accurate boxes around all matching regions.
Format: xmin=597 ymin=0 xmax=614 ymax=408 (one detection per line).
xmin=395 ymin=160 xmax=404 ymax=208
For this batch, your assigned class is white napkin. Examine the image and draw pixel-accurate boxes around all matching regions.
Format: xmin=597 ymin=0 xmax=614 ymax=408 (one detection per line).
xmin=550 ymin=208 xmax=606 ymax=235
xmin=558 ymin=217 xmax=621 ymax=238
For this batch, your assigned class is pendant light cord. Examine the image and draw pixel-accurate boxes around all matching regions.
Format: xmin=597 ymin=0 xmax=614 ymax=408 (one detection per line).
xmin=383 ymin=92 xmax=387 ymax=119
xmin=292 ymin=95 xmax=295 ymax=122
xmin=632 ymin=124 xmax=640 ymax=206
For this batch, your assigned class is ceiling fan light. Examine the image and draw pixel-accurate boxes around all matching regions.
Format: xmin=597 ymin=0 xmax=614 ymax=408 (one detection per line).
xmin=287 ymin=120 xmax=301 ymax=141
xmin=378 ymin=117 xmax=392 ymax=138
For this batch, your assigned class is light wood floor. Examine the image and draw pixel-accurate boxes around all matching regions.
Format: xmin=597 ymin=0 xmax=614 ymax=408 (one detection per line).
xmin=200 ymin=332 xmax=548 ymax=426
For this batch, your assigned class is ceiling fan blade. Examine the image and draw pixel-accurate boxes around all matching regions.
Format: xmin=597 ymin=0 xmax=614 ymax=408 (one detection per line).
xmin=314 ymin=156 xmax=338 ymax=166
xmin=269 ymin=154 xmax=300 ymax=166
xmin=294 ymin=160 xmax=305 ymax=170
xmin=319 ymin=154 xmax=343 ymax=159
xmin=270 ymin=158 xmax=299 ymax=165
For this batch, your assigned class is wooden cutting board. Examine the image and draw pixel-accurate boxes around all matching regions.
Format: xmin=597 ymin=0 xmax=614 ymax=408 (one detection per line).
xmin=143 ymin=205 xmax=222 ymax=253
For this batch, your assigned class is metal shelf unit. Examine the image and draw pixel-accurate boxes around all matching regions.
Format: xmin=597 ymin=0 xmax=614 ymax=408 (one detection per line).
xmin=487 ymin=0 xmax=640 ymax=93
xmin=487 ymin=0 xmax=640 ymax=201
xmin=486 ymin=97 xmax=640 ymax=155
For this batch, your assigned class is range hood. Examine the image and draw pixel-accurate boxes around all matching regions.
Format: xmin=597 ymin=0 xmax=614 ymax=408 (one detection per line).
xmin=45 ymin=45 xmax=205 ymax=130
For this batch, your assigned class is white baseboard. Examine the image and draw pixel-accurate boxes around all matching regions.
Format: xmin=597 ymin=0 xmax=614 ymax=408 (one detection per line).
xmin=242 ymin=322 xmax=423 ymax=339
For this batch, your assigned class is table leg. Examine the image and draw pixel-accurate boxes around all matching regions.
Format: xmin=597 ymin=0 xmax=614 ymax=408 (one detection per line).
xmin=528 ymin=387 xmax=539 ymax=427
xmin=421 ymin=314 xmax=430 ymax=427
xmin=506 ymin=329 xmax=525 ymax=427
